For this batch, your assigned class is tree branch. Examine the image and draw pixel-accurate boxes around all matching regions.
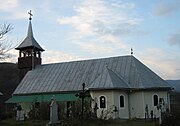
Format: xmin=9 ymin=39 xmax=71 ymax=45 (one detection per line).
xmin=0 ymin=23 xmax=13 ymax=39
xmin=0 ymin=23 xmax=13 ymax=59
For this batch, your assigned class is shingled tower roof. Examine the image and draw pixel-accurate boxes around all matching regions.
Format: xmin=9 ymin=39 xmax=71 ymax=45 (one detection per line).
xmin=15 ymin=16 xmax=44 ymax=51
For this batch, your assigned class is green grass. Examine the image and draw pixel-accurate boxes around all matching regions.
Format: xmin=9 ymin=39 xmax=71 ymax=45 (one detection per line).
xmin=0 ymin=119 xmax=48 ymax=126
xmin=0 ymin=119 xmax=156 ymax=126
xmin=83 ymin=119 xmax=155 ymax=126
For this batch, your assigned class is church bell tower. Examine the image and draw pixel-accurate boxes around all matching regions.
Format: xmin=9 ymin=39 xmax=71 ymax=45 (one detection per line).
xmin=15 ymin=10 xmax=44 ymax=79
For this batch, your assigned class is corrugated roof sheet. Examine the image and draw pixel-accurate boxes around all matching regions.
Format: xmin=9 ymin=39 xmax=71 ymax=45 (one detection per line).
xmin=13 ymin=55 xmax=171 ymax=95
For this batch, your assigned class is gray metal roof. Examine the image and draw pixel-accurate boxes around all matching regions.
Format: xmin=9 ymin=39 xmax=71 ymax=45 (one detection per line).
xmin=15 ymin=21 xmax=44 ymax=51
xmin=13 ymin=55 xmax=171 ymax=95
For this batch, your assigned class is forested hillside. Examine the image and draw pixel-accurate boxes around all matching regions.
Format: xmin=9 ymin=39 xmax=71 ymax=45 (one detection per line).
xmin=167 ymin=80 xmax=180 ymax=92
xmin=0 ymin=63 xmax=20 ymax=103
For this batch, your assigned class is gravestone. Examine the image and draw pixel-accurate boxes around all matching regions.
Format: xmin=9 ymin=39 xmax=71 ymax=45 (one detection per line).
xmin=48 ymin=96 xmax=59 ymax=125
xmin=16 ymin=104 xmax=25 ymax=121
xmin=16 ymin=110 xmax=25 ymax=120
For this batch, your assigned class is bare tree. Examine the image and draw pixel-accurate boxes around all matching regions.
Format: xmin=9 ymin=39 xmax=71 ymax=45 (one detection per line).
xmin=0 ymin=23 xmax=13 ymax=59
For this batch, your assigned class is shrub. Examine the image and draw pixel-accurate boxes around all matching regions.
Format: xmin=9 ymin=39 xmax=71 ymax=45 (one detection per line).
xmin=162 ymin=112 xmax=180 ymax=126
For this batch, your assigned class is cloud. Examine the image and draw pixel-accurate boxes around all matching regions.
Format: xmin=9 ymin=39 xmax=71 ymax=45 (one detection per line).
xmin=0 ymin=0 xmax=18 ymax=11
xmin=0 ymin=0 xmax=31 ymax=20
xmin=0 ymin=49 xmax=18 ymax=63
xmin=167 ymin=32 xmax=180 ymax=48
xmin=154 ymin=1 xmax=180 ymax=16
xmin=74 ymin=41 xmax=114 ymax=54
xmin=57 ymin=0 xmax=142 ymax=55
xmin=42 ymin=50 xmax=83 ymax=64
xmin=0 ymin=49 xmax=84 ymax=64
xmin=111 ymin=1 xmax=135 ymax=9
xmin=137 ymin=48 xmax=180 ymax=80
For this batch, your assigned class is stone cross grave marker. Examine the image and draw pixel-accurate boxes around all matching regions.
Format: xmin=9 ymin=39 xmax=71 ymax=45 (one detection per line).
xmin=48 ymin=96 xmax=59 ymax=125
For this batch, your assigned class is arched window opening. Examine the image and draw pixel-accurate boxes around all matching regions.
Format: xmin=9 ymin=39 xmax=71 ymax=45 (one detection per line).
xmin=120 ymin=95 xmax=125 ymax=108
xmin=100 ymin=96 xmax=106 ymax=108
xmin=153 ymin=95 xmax=158 ymax=106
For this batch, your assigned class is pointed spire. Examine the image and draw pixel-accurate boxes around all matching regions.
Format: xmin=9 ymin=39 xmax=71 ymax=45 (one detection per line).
xmin=27 ymin=10 xmax=33 ymax=37
xmin=15 ymin=10 xmax=44 ymax=51
xmin=27 ymin=20 xmax=33 ymax=37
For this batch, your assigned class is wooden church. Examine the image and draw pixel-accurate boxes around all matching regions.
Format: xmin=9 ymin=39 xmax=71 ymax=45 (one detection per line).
xmin=7 ymin=12 xmax=172 ymax=119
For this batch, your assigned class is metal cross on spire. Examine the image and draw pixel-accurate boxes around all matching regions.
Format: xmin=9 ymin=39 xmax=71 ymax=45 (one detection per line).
xmin=28 ymin=10 xmax=33 ymax=20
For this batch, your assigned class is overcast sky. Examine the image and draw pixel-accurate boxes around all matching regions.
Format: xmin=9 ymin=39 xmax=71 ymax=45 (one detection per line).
xmin=0 ymin=0 xmax=180 ymax=80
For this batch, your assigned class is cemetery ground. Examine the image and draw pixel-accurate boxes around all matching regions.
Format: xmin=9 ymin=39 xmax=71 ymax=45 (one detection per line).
xmin=0 ymin=118 xmax=155 ymax=126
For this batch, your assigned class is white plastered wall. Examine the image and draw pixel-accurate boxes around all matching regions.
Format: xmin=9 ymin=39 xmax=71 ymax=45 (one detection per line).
xmin=90 ymin=90 xmax=129 ymax=119
xmin=113 ymin=91 xmax=129 ymax=119
xmin=129 ymin=91 xmax=169 ymax=119
xmin=90 ymin=90 xmax=114 ymax=119
xmin=143 ymin=91 xmax=169 ymax=118
xmin=129 ymin=91 xmax=145 ymax=118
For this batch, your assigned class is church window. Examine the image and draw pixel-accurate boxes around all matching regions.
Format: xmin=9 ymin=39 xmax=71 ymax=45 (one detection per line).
xmin=153 ymin=94 xmax=158 ymax=106
xmin=100 ymin=96 xmax=106 ymax=108
xmin=120 ymin=95 xmax=125 ymax=108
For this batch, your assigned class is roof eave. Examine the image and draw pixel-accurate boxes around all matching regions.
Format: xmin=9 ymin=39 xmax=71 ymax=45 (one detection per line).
xmin=88 ymin=87 xmax=130 ymax=91
xmin=13 ymin=90 xmax=79 ymax=96
xmin=130 ymin=87 xmax=172 ymax=91
xmin=88 ymin=87 xmax=172 ymax=91
xmin=15 ymin=46 xmax=45 ymax=51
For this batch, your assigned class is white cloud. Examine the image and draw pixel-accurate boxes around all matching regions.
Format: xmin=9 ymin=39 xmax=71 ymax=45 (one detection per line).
xmin=0 ymin=49 xmax=84 ymax=65
xmin=0 ymin=0 xmax=30 ymax=20
xmin=137 ymin=48 xmax=180 ymax=80
xmin=111 ymin=1 xmax=135 ymax=9
xmin=74 ymin=41 xmax=114 ymax=54
xmin=0 ymin=49 xmax=18 ymax=63
xmin=57 ymin=0 xmax=141 ymax=55
xmin=0 ymin=0 xmax=18 ymax=11
xmin=42 ymin=50 xmax=83 ymax=64
xmin=154 ymin=1 xmax=180 ymax=16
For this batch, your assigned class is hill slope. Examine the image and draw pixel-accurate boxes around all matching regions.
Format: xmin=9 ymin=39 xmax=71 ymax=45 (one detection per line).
xmin=0 ymin=63 xmax=20 ymax=103
xmin=166 ymin=80 xmax=180 ymax=93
